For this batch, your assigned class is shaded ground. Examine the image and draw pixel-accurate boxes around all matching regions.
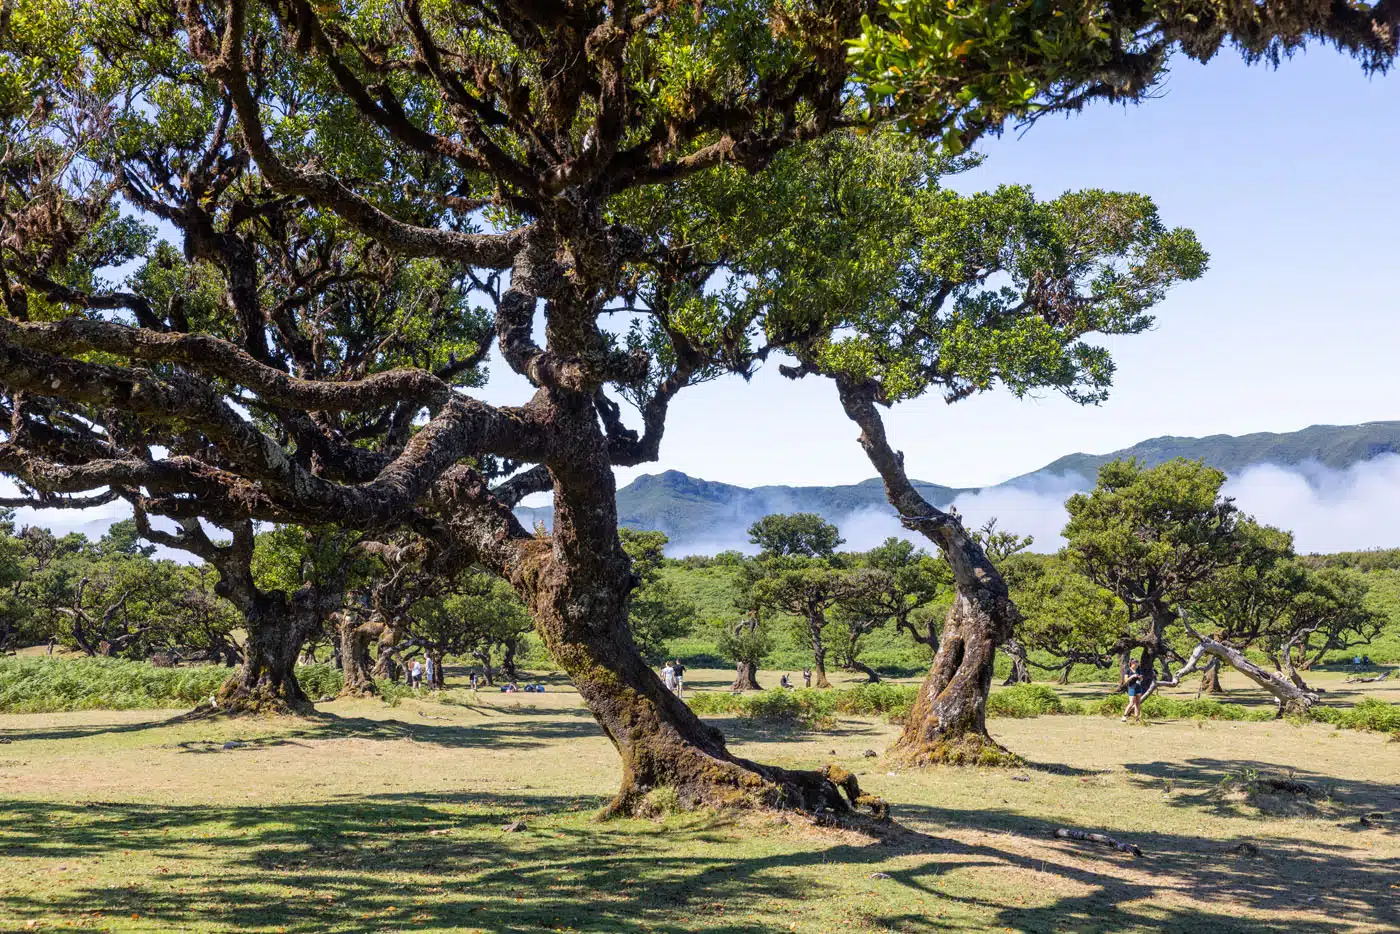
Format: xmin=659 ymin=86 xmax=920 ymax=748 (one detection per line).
xmin=1 ymin=685 xmax=1396 ymax=933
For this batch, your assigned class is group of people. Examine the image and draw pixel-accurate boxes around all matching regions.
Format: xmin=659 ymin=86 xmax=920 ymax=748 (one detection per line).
xmin=660 ymin=660 xmax=686 ymax=696
xmin=777 ymin=669 xmax=813 ymax=690
xmin=405 ymin=657 xmax=433 ymax=689
xmin=500 ymin=682 xmax=546 ymax=693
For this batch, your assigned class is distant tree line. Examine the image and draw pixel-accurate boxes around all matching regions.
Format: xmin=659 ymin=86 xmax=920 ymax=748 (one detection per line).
xmin=710 ymin=457 xmax=1392 ymax=717
xmin=0 ymin=513 xmax=698 ymax=703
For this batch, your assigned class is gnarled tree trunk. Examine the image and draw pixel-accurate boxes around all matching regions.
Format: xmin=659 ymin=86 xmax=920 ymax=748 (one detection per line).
xmin=846 ymin=659 xmax=881 ymax=683
xmin=1199 ymin=658 xmax=1223 ymax=695
xmin=473 ymin=648 xmax=495 ymax=686
xmin=502 ymin=636 xmax=521 ymax=683
xmin=833 ymin=378 xmax=1019 ymax=767
xmin=809 ymin=613 xmax=832 ymax=689
xmin=336 ymin=611 xmax=383 ymax=698
xmin=134 ymin=515 xmax=342 ymax=716
xmin=731 ymin=661 xmax=762 ymax=692
xmin=1001 ymin=638 xmax=1032 ymax=685
xmin=495 ymin=385 xmax=871 ymax=818
xmin=216 ymin=593 xmax=318 ymax=715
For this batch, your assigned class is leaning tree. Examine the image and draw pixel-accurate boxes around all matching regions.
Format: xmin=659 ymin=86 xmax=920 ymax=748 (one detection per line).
xmin=1 ymin=0 xmax=1395 ymax=812
xmin=1188 ymin=521 xmax=1383 ymax=699
xmin=626 ymin=125 xmax=1208 ymax=763
xmin=1063 ymin=458 xmax=1245 ymax=687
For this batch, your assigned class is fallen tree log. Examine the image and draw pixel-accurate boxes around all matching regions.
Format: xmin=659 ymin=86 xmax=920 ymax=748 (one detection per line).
xmin=1154 ymin=615 xmax=1319 ymax=716
xmin=1344 ymin=670 xmax=1391 ymax=684
xmin=1054 ymin=828 xmax=1143 ymax=857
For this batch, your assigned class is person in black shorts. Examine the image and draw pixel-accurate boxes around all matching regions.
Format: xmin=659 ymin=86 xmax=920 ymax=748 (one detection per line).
xmin=1122 ymin=659 xmax=1146 ymax=722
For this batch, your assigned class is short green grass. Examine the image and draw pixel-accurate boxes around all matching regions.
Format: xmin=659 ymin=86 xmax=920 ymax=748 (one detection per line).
xmin=2 ymin=671 xmax=1398 ymax=933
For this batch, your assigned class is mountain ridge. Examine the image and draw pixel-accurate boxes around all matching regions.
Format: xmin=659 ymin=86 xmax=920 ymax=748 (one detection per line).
xmin=517 ymin=420 xmax=1400 ymax=545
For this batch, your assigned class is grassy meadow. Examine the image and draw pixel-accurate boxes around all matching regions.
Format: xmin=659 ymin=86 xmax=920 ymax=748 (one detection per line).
xmin=1 ymin=663 xmax=1397 ymax=933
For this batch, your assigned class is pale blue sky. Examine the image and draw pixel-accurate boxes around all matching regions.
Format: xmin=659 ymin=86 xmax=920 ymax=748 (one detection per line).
xmin=12 ymin=47 xmax=1399 ymax=547
xmin=484 ymin=49 xmax=1400 ymax=492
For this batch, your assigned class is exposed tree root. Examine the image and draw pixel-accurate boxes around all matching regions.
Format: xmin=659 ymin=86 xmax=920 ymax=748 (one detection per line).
xmin=213 ymin=677 xmax=315 ymax=716
xmin=887 ymin=730 xmax=1022 ymax=768
xmin=602 ymin=750 xmax=888 ymax=822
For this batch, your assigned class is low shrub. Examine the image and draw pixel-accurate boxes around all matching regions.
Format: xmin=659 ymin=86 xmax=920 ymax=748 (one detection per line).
xmin=0 ymin=656 xmax=230 ymax=712
xmin=0 ymin=657 xmax=344 ymax=713
xmin=297 ymin=665 xmax=344 ymax=699
xmin=1309 ymin=697 xmax=1400 ymax=732
xmin=987 ymin=684 xmax=1063 ymax=718
xmin=688 ymin=688 xmax=846 ymax=729
xmin=1084 ymin=693 xmax=1270 ymax=721
xmin=829 ymin=682 xmax=917 ymax=717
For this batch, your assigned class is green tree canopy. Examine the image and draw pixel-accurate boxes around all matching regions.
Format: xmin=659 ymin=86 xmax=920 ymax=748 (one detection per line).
xmin=747 ymin=514 xmax=845 ymax=560
xmin=1063 ymin=457 xmax=1247 ymax=676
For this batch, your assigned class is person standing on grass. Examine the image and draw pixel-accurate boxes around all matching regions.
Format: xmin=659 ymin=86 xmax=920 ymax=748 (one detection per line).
xmin=802 ymin=668 xmax=812 ymax=689
xmin=424 ymin=655 xmax=435 ymax=689
xmin=671 ymin=660 xmax=686 ymax=697
xmin=660 ymin=660 xmax=676 ymax=693
xmin=1122 ymin=659 xmax=1146 ymax=722
xmin=410 ymin=659 xmax=423 ymax=689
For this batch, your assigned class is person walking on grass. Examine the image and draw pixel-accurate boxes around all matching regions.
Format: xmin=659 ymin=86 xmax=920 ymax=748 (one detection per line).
xmin=410 ymin=659 xmax=423 ymax=689
xmin=671 ymin=660 xmax=686 ymax=697
xmin=660 ymin=660 xmax=676 ymax=694
xmin=1122 ymin=659 xmax=1146 ymax=722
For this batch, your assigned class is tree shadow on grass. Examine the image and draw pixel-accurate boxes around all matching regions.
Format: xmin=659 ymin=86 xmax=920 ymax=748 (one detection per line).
xmin=706 ymin=715 xmax=885 ymax=745
xmin=1121 ymin=757 xmax=1400 ymax=822
xmin=1 ymin=792 xmax=1393 ymax=934
xmin=887 ymin=802 xmax=1398 ymax=934
xmin=0 ymin=706 xmax=610 ymax=751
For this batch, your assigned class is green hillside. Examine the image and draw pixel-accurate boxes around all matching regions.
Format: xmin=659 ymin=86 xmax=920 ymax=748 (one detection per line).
xmin=518 ymin=421 xmax=1400 ymax=546
xmin=1012 ymin=421 xmax=1400 ymax=484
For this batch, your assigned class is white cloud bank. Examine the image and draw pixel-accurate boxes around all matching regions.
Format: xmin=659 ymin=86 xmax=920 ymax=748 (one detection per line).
xmin=1224 ymin=455 xmax=1400 ymax=554
xmin=797 ymin=456 xmax=1400 ymax=556
xmin=7 ymin=456 xmax=1400 ymax=560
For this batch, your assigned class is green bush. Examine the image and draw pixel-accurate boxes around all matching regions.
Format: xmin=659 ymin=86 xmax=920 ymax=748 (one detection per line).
xmin=1309 ymin=697 xmax=1400 ymax=732
xmin=987 ymin=684 xmax=1063 ymax=718
xmin=688 ymin=688 xmax=845 ymax=729
xmin=829 ymin=682 xmax=918 ymax=716
xmin=297 ymin=665 xmax=344 ymax=699
xmin=688 ymin=680 xmax=1400 ymax=734
xmin=1085 ymin=693 xmax=1267 ymax=721
xmin=0 ymin=657 xmax=344 ymax=713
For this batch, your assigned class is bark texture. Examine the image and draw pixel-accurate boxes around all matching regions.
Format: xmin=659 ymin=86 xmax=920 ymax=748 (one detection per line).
xmin=832 ymin=378 xmax=1020 ymax=766
xmin=218 ymin=598 xmax=318 ymax=715
xmin=336 ymin=611 xmax=383 ymax=698
xmin=1002 ymin=639 xmax=1032 ymax=685
xmin=731 ymin=662 xmax=762 ymax=692
xmin=485 ymin=380 xmax=878 ymax=818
